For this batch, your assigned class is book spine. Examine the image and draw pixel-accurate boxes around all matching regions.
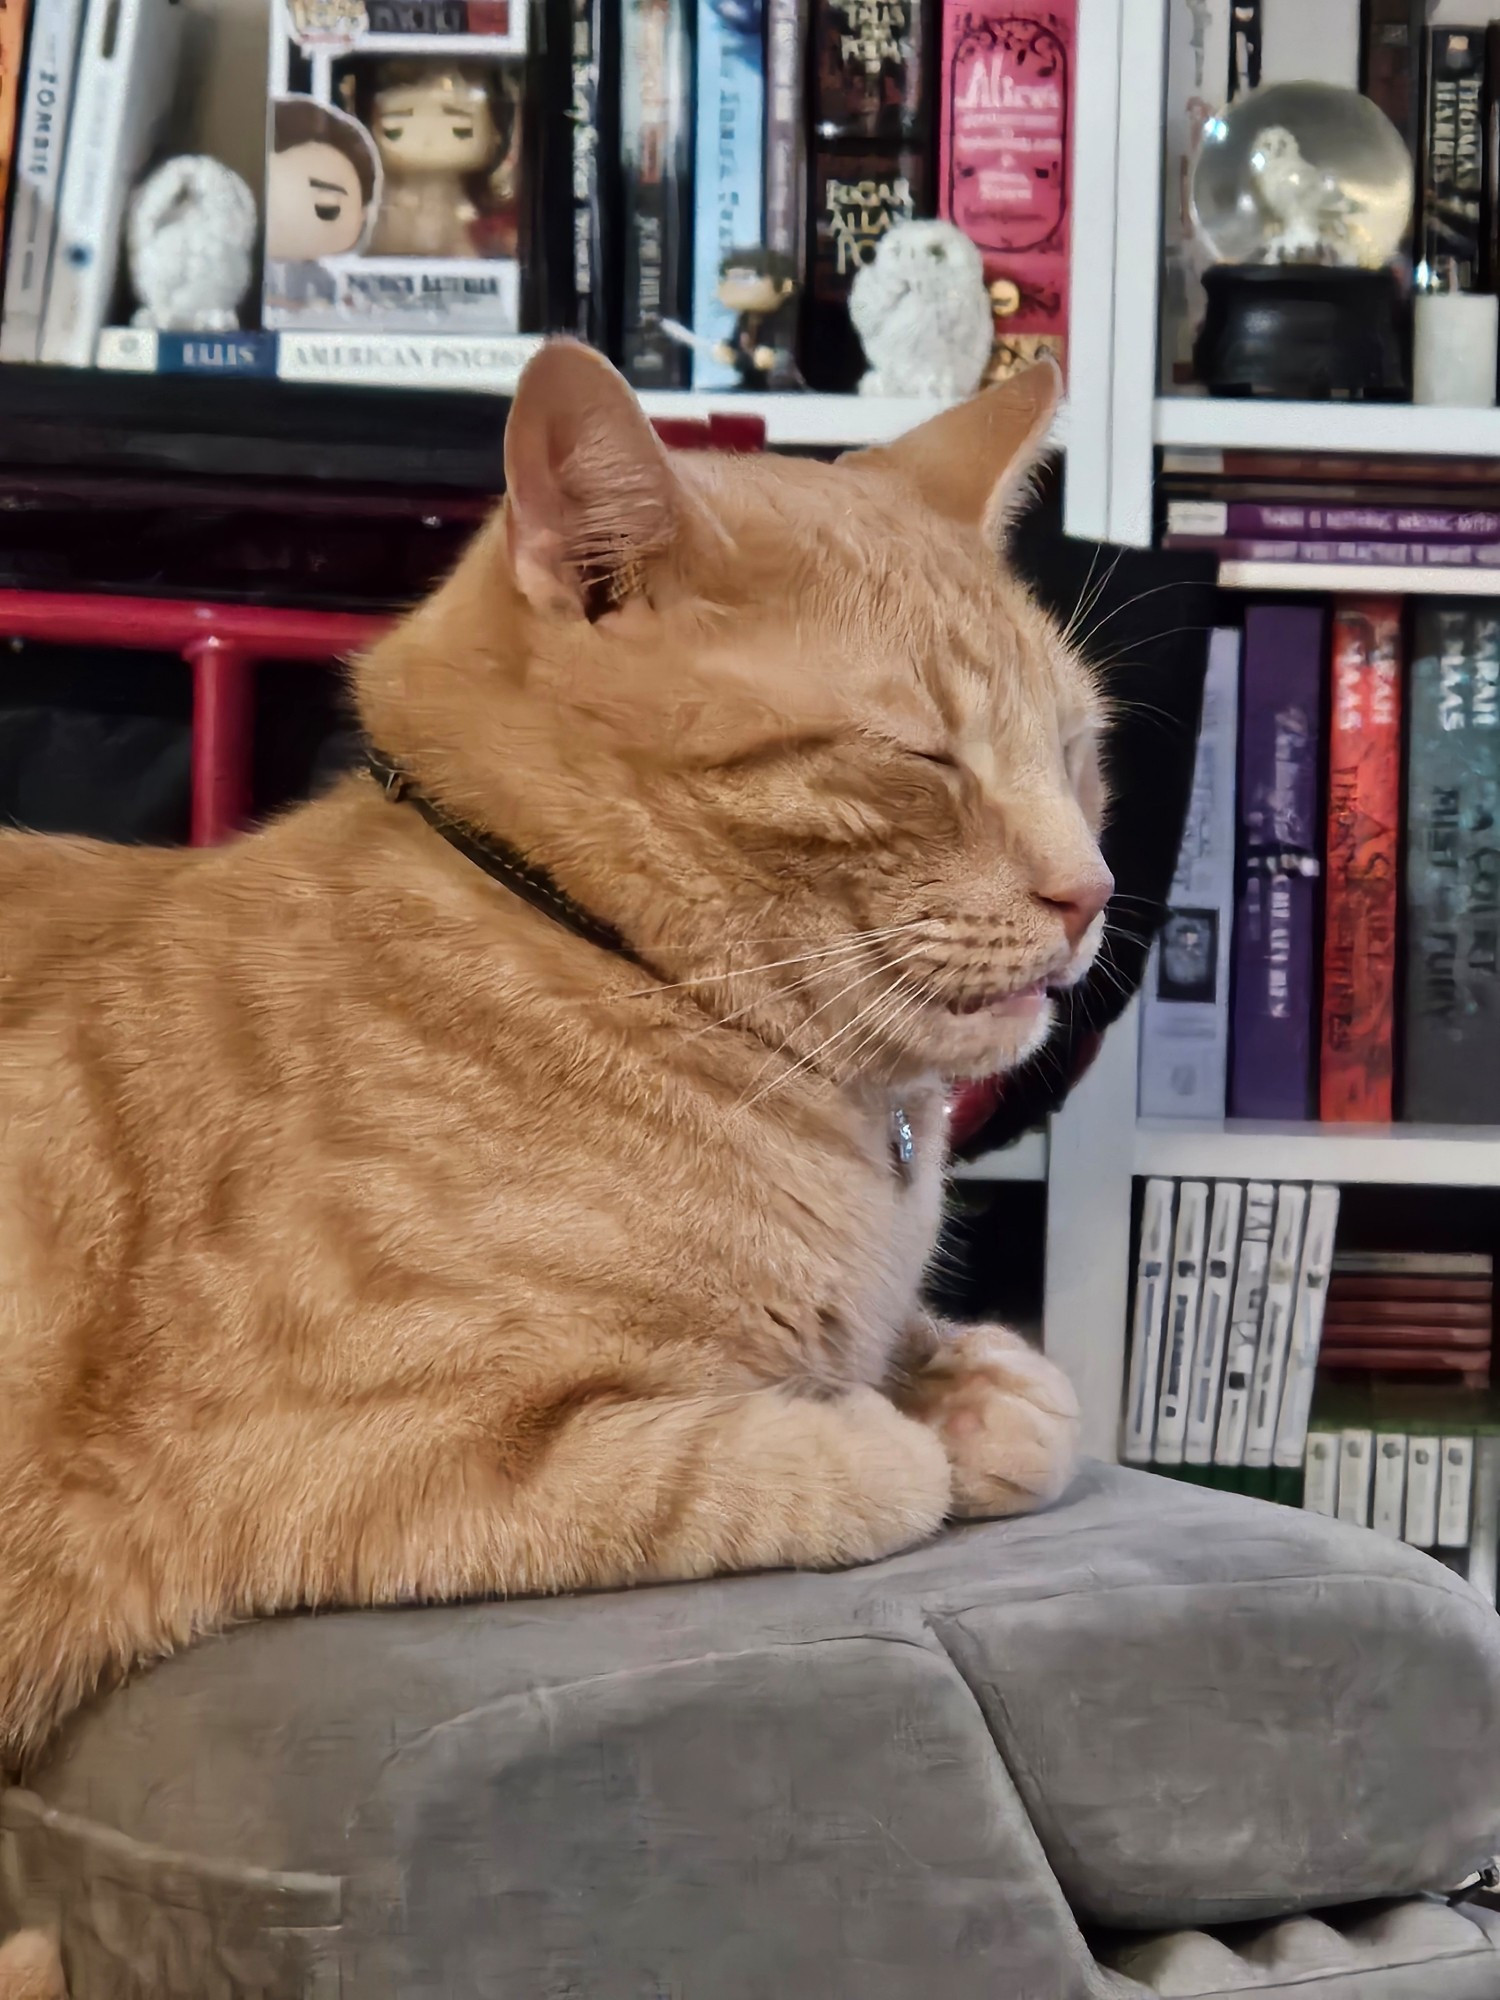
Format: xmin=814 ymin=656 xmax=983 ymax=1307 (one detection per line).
xmin=0 ymin=0 xmax=31 ymax=266
xmin=763 ymin=0 xmax=805 ymax=267
xmin=1244 ymin=1184 xmax=1309 ymax=1469
xmin=1213 ymin=1180 xmax=1276 ymax=1467
xmin=1164 ymin=535 xmax=1500 ymax=567
xmin=1154 ymin=1179 xmax=1208 ymax=1466
xmin=1438 ymin=1435 xmax=1475 ymax=1546
xmin=1362 ymin=0 xmax=1424 ymax=177
xmin=803 ymin=0 xmax=931 ymax=391
xmin=1485 ymin=24 xmax=1500 ymax=291
xmin=565 ymin=0 xmax=613 ymax=348
xmin=1467 ymin=1435 xmax=1500 ymax=1605
xmin=96 ymin=327 xmax=282 ymax=375
xmin=1302 ymin=1431 xmax=1339 ymax=1515
xmin=1168 ymin=500 xmax=1500 ymax=540
xmin=1121 ymin=1178 xmax=1175 ymax=1465
xmin=1183 ymin=1180 xmax=1244 ymax=1464
xmin=1404 ymin=1435 xmax=1440 ymax=1544
xmin=1336 ymin=1429 xmax=1374 ymax=1526
xmin=0 ymin=0 xmax=77 ymax=363
xmin=1271 ymin=1184 xmax=1341 ymax=1470
xmin=1423 ymin=25 xmax=1485 ymax=291
xmin=1138 ymin=627 xmax=1240 ymax=1120
xmin=277 ymin=330 xmax=543 ymax=388
xmin=1158 ymin=0 xmax=1230 ymax=388
xmin=691 ymin=0 xmax=765 ymax=387
xmin=1228 ymin=605 xmax=1324 ymax=1121
xmin=1403 ymin=604 xmax=1500 ymax=1122
xmin=1371 ymin=1433 xmax=1409 ymax=1538
xmin=939 ymin=0 xmax=1075 ymax=373
xmin=619 ymin=0 xmax=692 ymax=386
xmin=1320 ymin=600 xmax=1402 ymax=1122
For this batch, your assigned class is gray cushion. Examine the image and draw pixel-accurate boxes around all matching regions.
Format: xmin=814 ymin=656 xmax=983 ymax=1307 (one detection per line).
xmin=5 ymin=1463 xmax=1499 ymax=1998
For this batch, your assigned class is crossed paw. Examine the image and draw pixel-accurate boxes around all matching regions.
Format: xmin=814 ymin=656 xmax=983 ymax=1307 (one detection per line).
xmin=904 ymin=1324 xmax=1079 ymax=1518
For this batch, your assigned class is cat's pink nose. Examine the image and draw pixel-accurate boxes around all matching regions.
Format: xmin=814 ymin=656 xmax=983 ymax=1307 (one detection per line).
xmin=1038 ymin=865 xmax=1113 ymax=948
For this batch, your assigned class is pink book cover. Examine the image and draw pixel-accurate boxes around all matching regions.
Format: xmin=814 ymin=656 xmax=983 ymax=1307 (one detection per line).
xmin=939 ymin=0 xmax=1074 ymax=370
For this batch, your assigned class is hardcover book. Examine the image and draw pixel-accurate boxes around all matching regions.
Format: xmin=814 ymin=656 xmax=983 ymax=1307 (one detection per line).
xmin=562 ymin=0 xmax=617 ymax=349
xmin=0 ymin=0 xmax=76 ymax=363
xmin=620 ymin=0 xmax=693 ymax=385
xmin=1167 ymin=500 xmax=1500 ymax=541
xmin=1403 ymin=603 xmax=1500 ymax=1123
xmin=1122 ymin=1178 xmax=1175 ymax=1465
xmin=1213 ymin=1180 xmax=1276 ymax=1469
xmin=1423 ymin=26 xmax=1484 ymax=291
xmin=1228 ymin=603 xmax=1324 ymax=1121
xmin=763 ymin=0 xmax=807 ymax=268
xmin=1320 ymin=599 xmax=1401 ymax=1122
xmin=690 ymin=0 xmax=766 ymax=386
xmin=1164 ymin=536 xmax=1500 ymax=567
xmin=1153 ymin=1179 xmax=1208 ymax=1466
xmin=939 ymin=0 xmax=1073 ymax=375
xmin=1183 ymin=1180 xmax=1244 ymax=1465
xmin=1139 ymin=626 xmax=1240 ymax=1119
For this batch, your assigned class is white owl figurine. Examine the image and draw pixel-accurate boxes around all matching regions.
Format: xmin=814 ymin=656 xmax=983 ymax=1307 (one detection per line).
xmin=849 ymin=220 xmax=994 ymax=399
xmin=1249 ymin=125 xmax=1356 ymax=264
xmin=128 ymin=156 xmax=258 ymax=334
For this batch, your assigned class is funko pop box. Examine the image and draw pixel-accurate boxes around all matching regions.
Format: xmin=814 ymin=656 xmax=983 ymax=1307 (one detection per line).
xmin=265 ymin=0 xmax=536 ymax=334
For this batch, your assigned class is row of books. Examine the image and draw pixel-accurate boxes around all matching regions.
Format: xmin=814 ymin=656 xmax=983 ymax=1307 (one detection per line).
xmin=0 ymin=0 xmax=1074 ymax=395
xmin=1140 ymin=595 xmax=1500 ymax=1126
xmin=1161 ymin=0 xmax=1500 ymax=393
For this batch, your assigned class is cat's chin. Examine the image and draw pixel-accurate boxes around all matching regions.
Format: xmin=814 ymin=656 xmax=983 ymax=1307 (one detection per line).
xmin=911 ymin=993 xmax=1056 ymax=1080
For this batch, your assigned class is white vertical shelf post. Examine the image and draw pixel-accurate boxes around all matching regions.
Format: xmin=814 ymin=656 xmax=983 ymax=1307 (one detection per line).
xmin=1106 ymin=0 xmax=1169 ymax=547
xmin=1043 ymin=997 xmax=1141 ymax=1461
xmin=1062 ymin=0 xmax=1123 ymax=541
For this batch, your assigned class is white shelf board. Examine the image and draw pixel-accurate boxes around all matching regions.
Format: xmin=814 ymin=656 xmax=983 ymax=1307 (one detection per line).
xmin=1218 ymin=561 xmax=1500 ymax=596
xmin=952 ymin=1128 xmax=1049 ymax=1182
xmin=1136 ymin=1118 xmax=1500 ymax=1187
xmin=1155 ymin=396 xmax=1500 ymax=460
xmin=637 ymin=391 xmax=1070 ymax=452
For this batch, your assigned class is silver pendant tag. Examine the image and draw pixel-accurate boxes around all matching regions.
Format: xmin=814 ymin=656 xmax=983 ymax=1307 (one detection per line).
xmin=890 ymin=1105 xmax=915 ymax=1183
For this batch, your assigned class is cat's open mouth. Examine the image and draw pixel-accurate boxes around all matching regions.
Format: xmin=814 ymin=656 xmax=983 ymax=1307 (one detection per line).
xmin=947 ymin=981 xmax=1048 ymax=1017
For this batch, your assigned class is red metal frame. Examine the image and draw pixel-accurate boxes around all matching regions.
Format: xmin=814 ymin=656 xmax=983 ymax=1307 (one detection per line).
xmin=0 ymin=411 xmax=767 ymax=846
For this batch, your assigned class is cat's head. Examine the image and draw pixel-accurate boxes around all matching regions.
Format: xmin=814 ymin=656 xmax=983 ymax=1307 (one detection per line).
xmin=365 ymin=342 xmax=1111 ymax=1085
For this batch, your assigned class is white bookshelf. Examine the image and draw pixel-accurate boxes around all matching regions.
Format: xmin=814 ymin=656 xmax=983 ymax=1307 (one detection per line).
xmin=1137 ymin=1119 xmax=1500 ymax=1188
xmin=1154 ymin=396 xmax=1500 ymax=460
xmin=637 ymin=391 xmax=1071 ymax=452
xmin=952 ymin=1130 xmax=1049 ymax=1183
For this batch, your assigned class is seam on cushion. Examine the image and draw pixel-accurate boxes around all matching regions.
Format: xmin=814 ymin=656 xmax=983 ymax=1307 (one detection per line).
xmin=929 ymin=1565 xmax=1492 ymax=1619
xmin=1195 ymin=1938 xmax=1500 ymax=1996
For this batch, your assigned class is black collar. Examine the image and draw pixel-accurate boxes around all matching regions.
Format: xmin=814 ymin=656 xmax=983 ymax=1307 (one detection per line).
xmin=365 ymin=746 xmax=653 ymax=973
xmin=366 ymin=745 xmax=916 ymax=1184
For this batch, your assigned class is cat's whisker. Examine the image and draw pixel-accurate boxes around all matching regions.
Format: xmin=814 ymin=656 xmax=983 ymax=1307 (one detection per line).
xmin=686 ymin=943 xmax=885 ymax=1041
xmin=621 ymin=922 xmax=928 ymax=999
xmin=736 ymin=959 xmax=928 ymax=1111
xmin=1075 ymin=579 xmax=1201 ymax=657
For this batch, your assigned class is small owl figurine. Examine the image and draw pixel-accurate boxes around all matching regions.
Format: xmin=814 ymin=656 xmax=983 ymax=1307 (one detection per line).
xmin=849 ymin=220 xmax=995 ymax=399
xmin=1249 ymin=125 xmax=1355 ymax=264
xmin=128 ymin=157 xmax=258 ymax=334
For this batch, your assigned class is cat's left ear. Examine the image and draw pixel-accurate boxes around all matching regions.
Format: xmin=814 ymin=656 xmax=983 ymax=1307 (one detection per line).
xmin=503 ymin=340 xmax=680 ymax=619
xmin=846 ymin=358 xmax=1061 ymax=543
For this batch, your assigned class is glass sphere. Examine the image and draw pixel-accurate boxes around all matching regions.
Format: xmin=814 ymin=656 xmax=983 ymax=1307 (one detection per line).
xmin=1190 ymin=81 xmax=1413 ymax=269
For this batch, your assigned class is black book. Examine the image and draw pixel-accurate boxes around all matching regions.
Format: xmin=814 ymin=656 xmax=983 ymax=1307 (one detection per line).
xmin=619 ymin=0 xmax=693 ymax=385
xmin=1422 ymin=25 xmax=1484 ymax=290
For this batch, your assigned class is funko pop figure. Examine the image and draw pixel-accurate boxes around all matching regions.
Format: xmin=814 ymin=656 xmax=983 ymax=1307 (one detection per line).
xmin=366 ymin=62 xmax=515 ymax=258
xmin=265 ymin=96 xmax=379 ymax=310
xmin=710 ymin=246 xmax=800 ymax=389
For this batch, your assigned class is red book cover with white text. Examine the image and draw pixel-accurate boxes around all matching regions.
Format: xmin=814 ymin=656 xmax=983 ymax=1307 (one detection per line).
xmin=1320 ymin=598 xmax=1403 ymax=1122
xmin=938 ymin=0 xmax=1073 ymax=373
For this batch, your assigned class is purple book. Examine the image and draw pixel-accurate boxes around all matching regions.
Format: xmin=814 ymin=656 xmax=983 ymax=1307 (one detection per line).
xmin=1168 ymin=500 xmax=1500 ymax=540
xmin=1228 ymin=604 xmax=1325 ymax=1120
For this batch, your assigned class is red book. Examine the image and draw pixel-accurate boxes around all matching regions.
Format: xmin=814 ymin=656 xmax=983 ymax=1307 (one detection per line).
xmin=939 ymin=0 xmax=1074 ymax=375
xmin=1319 ymin=599 xmax=1403 ymax=1121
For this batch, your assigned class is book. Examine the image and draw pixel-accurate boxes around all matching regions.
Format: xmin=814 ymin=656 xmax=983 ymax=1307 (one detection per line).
xmin=804 ymin=0 xmax=930 ymax=391
xmin=1485 ymin=24 xmax=1500 ymax=293
xmin=1438 ymin=1435 xmax=1475 ymax=1546
xmin=0 ymin=0 xmax=76 ymax=363
xmin=763 ymin=0 xmax=806 ymax=271
xmin=1336 ymin=1428 xmax=1374 ymax=1525
xmin=1324 ymin=1301 xmax=1491 ymax=1330
xmin=1405 ymin=1434 xmax=1440 ymax=1544
xmin=1272 ymin=1184 xmax=1340 ymax=1471
xmin=1229 ymin=605 xmax=1324 ymax=1121
xmin=1139 ymin=627 xmax=1239 ymax=1120
xmin=1164 ymin=536 xmax=1500 ymax=568
xmin=1362 ymin=0 xmax=1424 ymax=243
xmin=1160 ymin=449 xmax=1500 ymax=484
xmin=1333 ymin=1251 xmax=1494 ymax=1278
xmin=1303 ymin=1430 xmax=1338 ymax=1515
xmin=619 ymin=0 xmax=693 ymax=386
xmin=1422 ymin=26 xmax=1485 ymax=292
xmin=1371 ymin=1433 xmax=1408 ymax=1538
xmin=690 ymin=0 xmax=765 ymax=387
xmin=1167 ymin=501 xmax=1500 ymax=541
xmin=1154 ymin=1179 xmax=1208 ymax=1466
xmin=939 ymin=0 xmax=1074 ymax=377
xmin=1159 ymin=0 xmax=1231 ymax=388
xmin=95 ymin=325 xmax=545 ymax=390
xmin=1320 ymin=600 xmax=1401 ymax=1122
xmin=1183 ymin=1180 xmax=1244 ymax=1465
xmin=1244 ymin=1183 xmax=1309 ymax=1470
xmin=0 ymin=0 xmax=31 ymax=276
xmin=39 ymin=0 xmax=184 ymax=365
xmin=1320 ymin=1347 xmax=1491 ymax=1387
xmin=1403 ymin=603 xmax=1500 ymax=1123
xmin=1467 ymin=1434 xmax=1500 ymax=1603
xmin=1214 ymin=1180 xmax=1275 ymax=1469
xmin=1122 ymin=1178 xmax=1175 ymax=1465
xmin=562 ymin=0 xmax=617 ymax=350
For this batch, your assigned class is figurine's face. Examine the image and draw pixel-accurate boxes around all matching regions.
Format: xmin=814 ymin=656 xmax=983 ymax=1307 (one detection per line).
xmin=373 ymin=77 xmax=497 ymax=173
xmin=717 ymin=269 xmax=792 ymax=314
xmin=267 ymin=140 xmax=368 ymax=259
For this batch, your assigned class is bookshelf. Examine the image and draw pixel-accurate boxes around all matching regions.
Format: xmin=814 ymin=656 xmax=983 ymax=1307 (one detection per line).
xmin=637 ymin=391 xmax=1073 ymax=451
xmin=1135 ymin=1121 xmax=1500 ymax=1189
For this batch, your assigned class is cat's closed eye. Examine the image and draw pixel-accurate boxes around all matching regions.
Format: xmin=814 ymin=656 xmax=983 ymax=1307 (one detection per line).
xmin=909 ymin=748 xmax=959 ymax=770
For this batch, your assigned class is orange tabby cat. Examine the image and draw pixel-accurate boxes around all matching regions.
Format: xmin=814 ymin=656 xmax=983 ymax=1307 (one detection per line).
xmin=0 ymin=347 xmax=1108 ymax=1825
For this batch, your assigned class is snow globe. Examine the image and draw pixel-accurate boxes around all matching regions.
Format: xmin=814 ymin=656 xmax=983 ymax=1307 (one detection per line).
xmin=1188 ymin=80 xmax=1413 ymax=398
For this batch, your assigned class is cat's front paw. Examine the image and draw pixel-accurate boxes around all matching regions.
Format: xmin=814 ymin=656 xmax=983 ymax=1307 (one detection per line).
xmin=905 ymin=1325 xmax=1078 ymax=1519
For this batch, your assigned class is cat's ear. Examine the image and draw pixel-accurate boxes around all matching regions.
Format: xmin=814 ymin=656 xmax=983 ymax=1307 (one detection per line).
xmin=502 ymin=340 xmax=680 ymax=619
xmin=847 ymin=358 xmax=1061 ymax=542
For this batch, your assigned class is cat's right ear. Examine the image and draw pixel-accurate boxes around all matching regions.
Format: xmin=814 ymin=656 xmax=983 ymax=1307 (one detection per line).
xmin=502 ymin=341 xmax=680 ymax=620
